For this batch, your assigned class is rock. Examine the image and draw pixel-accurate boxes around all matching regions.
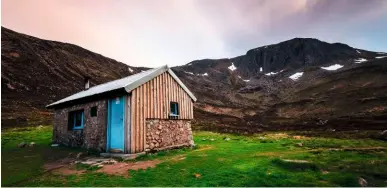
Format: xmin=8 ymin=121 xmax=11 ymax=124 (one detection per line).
xmin=102 ymin=159 xmax=117 ymax=164
xmin=282 ymin=159 xmax=309 ymax=163
xmin=358 ymin=177 xmax=368 ymax=187
xmin=97 ymin=164 xmax=104 ymax=168
xmin=224 ymin=137 xmax=231 ymax=141
xmin=18 ymin=142 xmax=27 ymax=148
xmin=51 ymin=144 xmax=59 ymax=147
xmin=202 ymin=139 xmax=206 ymax=141
xmin=76 ymin=152 xmax=85 ymax=159
xmin=295 ymin=143 xmax=303 ymax=147
xmin=28 ymin=142 xmax=36 ymax=147
xmin=380 ymin=130 xmax=387 ymax=140
xmin=210 ymin=139 xmax=215 ymax=141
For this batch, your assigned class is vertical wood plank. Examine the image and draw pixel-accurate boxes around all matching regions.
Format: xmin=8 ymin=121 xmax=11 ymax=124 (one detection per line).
xmin=166 ymin=73 xmax=170 ymax=118
xmin=178 ymin=82 xmax=181 ymax=119
xmin=164 ymin=72 xmax=168 ymax=119
xmin=143 ymin=83 xmax=147 ymax=151
xmin=131 ymin=92 xmax=135 ymax=153
xmin=161 ymin=73 xmax=164 ymax=119
xmin=156 ymin=76 xmax=159 ymax=119
xmin=139 ymin=87 xmax=142 ymax=152
xmin=140 ymin=85 xmax=144 ymax=151
xmin=138 ymin=87 xmax=141 ymax=152
xmin=148 ymin=82 xmax=151 ymax=118
xmin=150 ymin=79 xmax=154 ymax=118
xmin=158 ymin=75 xmax=162 ymax=118
xmin=183 ymin=93 xmax=186 ymax=119
xmin=153 ymin=78 xmax=156 ymax=118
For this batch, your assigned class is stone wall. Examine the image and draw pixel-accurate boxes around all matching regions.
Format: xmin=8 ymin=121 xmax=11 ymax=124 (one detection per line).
xmin=145 ymin=119 xmax=194 ymax=152
xmin=53 ymin=100 xmax=107 ymax=151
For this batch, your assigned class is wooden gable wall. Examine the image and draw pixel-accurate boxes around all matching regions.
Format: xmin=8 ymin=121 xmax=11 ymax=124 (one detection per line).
xmin=129 ymin=72 xmax=194 ymax=153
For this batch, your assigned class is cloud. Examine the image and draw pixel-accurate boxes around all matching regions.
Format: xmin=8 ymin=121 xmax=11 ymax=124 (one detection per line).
xmin=2 ymin=0 xmax=386 ymax=67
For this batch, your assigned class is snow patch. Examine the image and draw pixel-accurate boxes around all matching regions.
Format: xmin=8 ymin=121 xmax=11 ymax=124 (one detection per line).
xmin=184 ymin=71 xmax=194 ymax=75
xmin=228 ymin=63 xmax=237 ymax=71
xmin=289 ymin=72 xmax=303 ymax=81
xmin=354 ymin=58 xmax=367 ymax=63
xmin=260 ymin=67 xmax=263 ymax=72
xmin=264 ymin=46 xmax=268 ymax=48
xmin=320 ymin=64 xmax=343 ymax=71
xmin=200 ymin=73 xmax=208 ymax=76
xmin=243 ymin=79 xmax=250 ymax=82
xmin=356 ymin=50 xmax=361 ymax=54
xmin=188 ymin=63 xmax=192 ymax=66
xmin=128 ymin=67 xmax=134 ymax=73
xmin=238 ymin=76 xmax=241 ymax=79
xmin=377 ymin=52 xmax=386 ymax=54
xmin=376 ymin=56 xmax=387 ymax=59
xmin=265 ymin=72 xmax=278 ymax=76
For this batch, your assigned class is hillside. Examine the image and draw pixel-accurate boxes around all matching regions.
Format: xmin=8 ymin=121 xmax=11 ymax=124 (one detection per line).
xmin=1 ymin=27 xmax=147 ymax=126
xmin=173 ymin=39 xmax=387 ymax=131
xmin=2 ymin=27 xmax=387 ymax=131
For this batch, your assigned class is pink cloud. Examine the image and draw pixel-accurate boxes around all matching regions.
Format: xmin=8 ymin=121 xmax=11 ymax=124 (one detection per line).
xmin=2 ymin=0 xmax=386 ymax=67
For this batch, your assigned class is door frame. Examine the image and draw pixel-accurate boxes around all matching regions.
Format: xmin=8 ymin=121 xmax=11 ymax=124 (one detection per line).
xmin=106 ymin=96 xmax=126 ymax=153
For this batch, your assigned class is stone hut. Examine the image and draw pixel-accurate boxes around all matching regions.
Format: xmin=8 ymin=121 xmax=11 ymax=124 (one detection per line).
xmin=47 ymin=65 xmax=196 ymax=154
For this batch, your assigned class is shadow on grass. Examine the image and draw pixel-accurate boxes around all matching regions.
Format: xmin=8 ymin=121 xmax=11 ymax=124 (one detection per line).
xmin=271 ymin=158 xmax=319 ymax=171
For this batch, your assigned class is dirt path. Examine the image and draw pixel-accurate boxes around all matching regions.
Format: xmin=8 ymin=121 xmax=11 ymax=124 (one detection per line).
xmin=45 ymin=145 xmax=216 ymax=177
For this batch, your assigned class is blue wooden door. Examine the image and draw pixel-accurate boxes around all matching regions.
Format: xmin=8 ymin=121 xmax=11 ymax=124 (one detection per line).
xmin=108 ymin=96 xmax=125 ymax=152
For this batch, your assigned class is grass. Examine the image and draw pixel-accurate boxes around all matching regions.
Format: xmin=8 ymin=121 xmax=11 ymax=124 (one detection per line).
xmin=2 ymin=126 xmax=387 ymax=186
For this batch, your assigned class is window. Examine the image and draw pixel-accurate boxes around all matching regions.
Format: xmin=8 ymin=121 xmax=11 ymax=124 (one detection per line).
xmin=68 ymin=110 xmax=84 ymax=130
xmin=90 ymin=106 xmax=97 ymax=117
xmin=170 ymin=102 xmax=179 ymax=116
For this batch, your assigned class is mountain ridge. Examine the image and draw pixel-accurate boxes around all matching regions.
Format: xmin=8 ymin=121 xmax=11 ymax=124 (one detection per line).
xmin=2 ymin=26 xmax=387 ymax=131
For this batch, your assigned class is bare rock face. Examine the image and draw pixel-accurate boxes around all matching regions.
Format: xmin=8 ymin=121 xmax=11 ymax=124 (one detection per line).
xmin=145 ymin=119 xmax=194 ymax=152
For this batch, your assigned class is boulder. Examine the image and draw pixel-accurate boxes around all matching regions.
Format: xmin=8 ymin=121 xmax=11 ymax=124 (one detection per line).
xmin=224 ymin=137 xmax=231 ymax=141
xmin=295 ymin=143 xmax=303 ymax=147
xmin=18 ymin=142 xmax=27 ymax=148
xmin=380 ymin=130 xmax=387 ymax=140
xmin=358 ymin=177 xmax=368 ymax=187
xmin=76 ymin=152 xmax=85 ymax=159
xmin=28 ymin=142 xmax=36 ymax=147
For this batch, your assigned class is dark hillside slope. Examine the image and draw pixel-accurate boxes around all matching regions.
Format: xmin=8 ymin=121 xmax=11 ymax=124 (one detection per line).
xmin=1 ymin=27 xmax=146 ymax=126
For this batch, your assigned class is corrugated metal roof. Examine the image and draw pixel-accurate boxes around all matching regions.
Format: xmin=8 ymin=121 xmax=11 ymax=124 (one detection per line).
xmin=47 ymin=65 xmax=197 ymax=108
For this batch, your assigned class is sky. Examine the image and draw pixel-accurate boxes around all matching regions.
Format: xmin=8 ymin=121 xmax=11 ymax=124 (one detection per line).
xmin=2 ymin=0 xmax=387 ymax=68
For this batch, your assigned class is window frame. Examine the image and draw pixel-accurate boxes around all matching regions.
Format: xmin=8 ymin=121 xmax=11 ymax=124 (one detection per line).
xmin=170 ymin=102 xmax=179 ymax=116
xmin=68 ymin=110 xmax=84 ymax=130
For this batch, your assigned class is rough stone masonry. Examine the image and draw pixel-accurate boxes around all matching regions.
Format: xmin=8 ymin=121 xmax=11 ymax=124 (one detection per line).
xmin=145 ymin=119 xmax=194 ymax=152
xmin=53 ymin=100 xmax=107 ymax=151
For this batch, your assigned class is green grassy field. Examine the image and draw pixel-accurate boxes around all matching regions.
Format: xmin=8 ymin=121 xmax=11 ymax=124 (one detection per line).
xmin=2 ymin=126 xmax=387 ymax=187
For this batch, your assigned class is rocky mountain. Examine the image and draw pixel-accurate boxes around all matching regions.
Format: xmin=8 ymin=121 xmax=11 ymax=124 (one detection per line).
xmin=2 ymin=27 xmax=387 ymax=131
xmin=173 ymin=39 xmax=387 ymax=132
